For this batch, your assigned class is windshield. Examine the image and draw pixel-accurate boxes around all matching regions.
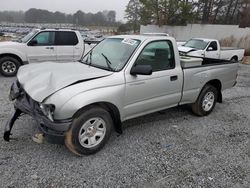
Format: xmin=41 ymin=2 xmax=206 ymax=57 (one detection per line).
xmin=82 ymin=38 xmax=140 ymax=71
xmin=183 ymin=39 xmax=208 ymax=50
xmin=21 ymin=30 xmax=39 ymax=43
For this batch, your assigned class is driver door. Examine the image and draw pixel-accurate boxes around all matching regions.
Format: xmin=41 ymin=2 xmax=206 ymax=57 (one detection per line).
xmin=205 ymin=41 xmax=220 ymax=59
xmin=123 ymin=40 xmax=183 ymax=120
xmin=26 ymin=31 xmax=57 ymax=63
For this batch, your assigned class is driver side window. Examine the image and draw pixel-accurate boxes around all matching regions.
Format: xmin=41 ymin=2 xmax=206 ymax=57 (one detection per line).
xmin=207 ymin=41 xmax=218 ymax=51
xmin=31 ymin=32 xmax=55 ymax=46
xmin=134 ymin=40 xmax=175 ymax=72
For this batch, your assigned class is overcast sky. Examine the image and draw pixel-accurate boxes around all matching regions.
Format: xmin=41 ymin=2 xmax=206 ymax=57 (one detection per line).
xmin=0 ymin=0 xmax=130 ymax=21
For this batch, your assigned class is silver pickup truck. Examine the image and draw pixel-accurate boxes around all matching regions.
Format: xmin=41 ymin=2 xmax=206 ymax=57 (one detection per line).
xmin=4 ymin=34 xmax=239 ymax=155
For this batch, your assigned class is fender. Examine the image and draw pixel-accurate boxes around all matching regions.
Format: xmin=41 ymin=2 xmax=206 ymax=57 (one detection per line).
xmin=54 ymin=85 xmax=125 ymax=134
xmin=0 ymin=47 xmax=28 ymax=63
xmin=55 ymin=84 xmax=125 ymax=121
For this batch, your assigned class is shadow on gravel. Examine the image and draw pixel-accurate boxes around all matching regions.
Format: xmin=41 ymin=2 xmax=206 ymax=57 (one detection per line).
xmin=122 ymin=105 xmax=192 ymax=130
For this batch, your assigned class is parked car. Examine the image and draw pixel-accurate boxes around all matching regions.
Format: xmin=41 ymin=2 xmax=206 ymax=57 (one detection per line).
xmin=84 ymin=34 xmax=104 ymax=45
xmin=4 ymin=34 xmax=239 ymax=155
xmin=178 ymin=38 xmax=245 ymax=61
xmin=0 ymin=28 xmax=84 ymax=77
xmin=84 ymin=43 xmax=97 ymax=55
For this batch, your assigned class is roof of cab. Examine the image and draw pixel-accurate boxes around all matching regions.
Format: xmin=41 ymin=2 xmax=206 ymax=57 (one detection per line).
xmin=37 ymin=28 xmax=77 ymax=32
xmin=192 ymin=38 xmax=216 ymax=42
xmin=108 ymin=35 xmax=174 ymax=42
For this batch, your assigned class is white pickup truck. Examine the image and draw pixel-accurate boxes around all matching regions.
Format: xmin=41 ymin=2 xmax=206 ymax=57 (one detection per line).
xmin=178 ymin=38 xmax=245 ymax=61
xmin=0 ymin=29 xmax=84 ymax=77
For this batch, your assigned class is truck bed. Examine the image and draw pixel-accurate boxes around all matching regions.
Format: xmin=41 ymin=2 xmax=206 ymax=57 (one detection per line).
xmin=180 ymin=59 xmax=238 ymax=105
xmin=181 ymin=55 xmax=233 ymax=66
xmin=221 ymin=47 xmax=244 ymax=51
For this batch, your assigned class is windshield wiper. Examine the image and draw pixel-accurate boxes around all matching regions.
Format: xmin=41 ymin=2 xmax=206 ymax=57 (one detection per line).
xmin=101 ymin=53 xmax=114 ymax=71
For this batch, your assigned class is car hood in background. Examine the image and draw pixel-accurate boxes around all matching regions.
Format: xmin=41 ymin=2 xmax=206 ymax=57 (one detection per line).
xmin=178 ymin=46 xmax=197 ymax=53
xmin=0 ymin=41 xmax=22 ymax=48
xmin=17 ymin=62 xmax=113 ymax=102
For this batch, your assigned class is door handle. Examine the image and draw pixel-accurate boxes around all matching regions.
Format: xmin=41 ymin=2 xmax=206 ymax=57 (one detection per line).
xmin=129 ymin=81 xmax=145 ymax=86
xmin=170 ymin=75 xmax=178 ymax=81
xmin=45 ymin=47 xmax=54 ymax=50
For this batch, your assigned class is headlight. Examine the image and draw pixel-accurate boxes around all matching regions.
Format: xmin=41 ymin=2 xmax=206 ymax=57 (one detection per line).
xmin=39 ymin=104 xmax=55 ymax=122
xmin=179 ymin=51 xmax=186 ymax=56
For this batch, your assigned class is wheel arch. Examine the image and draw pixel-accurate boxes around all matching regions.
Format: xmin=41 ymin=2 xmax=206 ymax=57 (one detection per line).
xmin=204 ymin=79 xmax=222 ymax=103
xmin=72 ymin=102 xmax=123 ymax=134
xmin=231 ymin=55 xmax=238 ymax=61
xmin=0 ymin=53 xmax=24 ymax=65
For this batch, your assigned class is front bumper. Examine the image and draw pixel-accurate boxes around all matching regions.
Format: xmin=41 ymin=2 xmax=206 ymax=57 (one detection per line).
xmin=4 ymin=81 xmax=72 ymax=141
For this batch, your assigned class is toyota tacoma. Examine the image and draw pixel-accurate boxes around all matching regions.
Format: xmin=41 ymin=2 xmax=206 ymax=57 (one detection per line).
xmin=4 ymin=34 xmax=239 ymax=155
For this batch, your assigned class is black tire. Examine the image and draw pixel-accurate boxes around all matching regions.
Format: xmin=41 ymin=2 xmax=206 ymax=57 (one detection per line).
xmin=192 ymin=84 xmax=218 ymax=116
xmin=0 ymin=56 xmax=21 ymax=77
xmin=230 ymin=56 xmax=238 ymax=63
xmin=65 ymin=107 xmax=113 ymax=156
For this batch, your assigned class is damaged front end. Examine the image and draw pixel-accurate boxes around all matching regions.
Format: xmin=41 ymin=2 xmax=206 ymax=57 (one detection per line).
xmin=3 ymin=80 xmax=72 ymax=142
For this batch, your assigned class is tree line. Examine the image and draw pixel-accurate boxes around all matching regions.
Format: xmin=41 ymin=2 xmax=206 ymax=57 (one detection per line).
xmin=123 ymin=0 xmax=250 ymax=32
xmin=0 ymin=9 xmax=117 ymax=26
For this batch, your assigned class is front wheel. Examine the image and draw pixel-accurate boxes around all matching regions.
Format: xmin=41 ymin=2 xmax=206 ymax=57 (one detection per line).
xmin=65 ymin=107 xmax=113 ymax=156
xmin=192 ymin=85 xmax=218 ymax=116
xmin=0 ymin=56 xmax=21 ymax=77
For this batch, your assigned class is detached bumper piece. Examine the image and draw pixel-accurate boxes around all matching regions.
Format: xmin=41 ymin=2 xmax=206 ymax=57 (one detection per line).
xmin=3 ymin=109 xmax=22 ymax=141
xmin=3 ymin=81 xmax=71 ymax=142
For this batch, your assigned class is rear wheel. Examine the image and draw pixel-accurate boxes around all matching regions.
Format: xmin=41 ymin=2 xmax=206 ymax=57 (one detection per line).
xmin=230 ymin=56 xmax=238 ymax=63
xmin=0 ymin=56 xmax=21 ymax=77
xmin=65 ymin=107 xmax=113 ymax=156
xmin=192 ymin=84 xmax=218 ymax=116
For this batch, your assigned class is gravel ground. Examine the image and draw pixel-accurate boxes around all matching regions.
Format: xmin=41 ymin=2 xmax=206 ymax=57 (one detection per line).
xmin=0 ymin=64 xmax=250 ymax=188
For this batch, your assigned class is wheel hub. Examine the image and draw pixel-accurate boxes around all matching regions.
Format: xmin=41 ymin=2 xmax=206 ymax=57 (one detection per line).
xmin=86 ymin=126 xmax=97 ymax=137
xmin=78 ymin=117 xmax=107 ymax=148
xmin=2 ymin=61 xmax=16 ymax=73
xmin=202 ymin=92 xmax=215 ymax=112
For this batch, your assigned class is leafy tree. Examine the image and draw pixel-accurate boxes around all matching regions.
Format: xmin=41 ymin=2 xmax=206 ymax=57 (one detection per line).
xmin=124 ymin=0 xmax=250 ymax=27
xmin=138 ymin=0 xmax=195 ymax=26
xmin=0 ymin=11 xmax=24 ymax=23
xmin=107 ymin=11 xmax=116 ymax=23
xmin=240 ymin=6 xmax=250 ymax=27
xmin=21 ymin=8 xmax=118 ymax=26
xmin=117 ymin=23 xmax=133 ymax=33
xmin=125 ymin=0 xmax=141 ymax=32
xmin=73 ymin=10 xmax=85 ymax=25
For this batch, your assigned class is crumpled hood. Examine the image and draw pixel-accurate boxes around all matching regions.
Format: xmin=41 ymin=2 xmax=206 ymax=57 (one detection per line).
xmin=178 ymin=46 xmax=197 ymax=53
xmin=17 ymin=62 xmax=113 ymax=102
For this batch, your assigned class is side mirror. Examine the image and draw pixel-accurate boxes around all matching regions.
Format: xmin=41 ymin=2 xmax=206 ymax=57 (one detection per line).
xmin=207 ymin=47 xmax=213 ymax=51
xmin=130 ymin=65 xmax=152 ymax=76
xmin=29 ymin=39 xmax=38 ymax=46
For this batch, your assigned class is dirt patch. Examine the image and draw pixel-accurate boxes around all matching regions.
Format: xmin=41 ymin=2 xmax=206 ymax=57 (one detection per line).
xmin=0 ymin=36 xmax=12 ymax=42
xmin=242 ymin=56 xmax=250 ymax=65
